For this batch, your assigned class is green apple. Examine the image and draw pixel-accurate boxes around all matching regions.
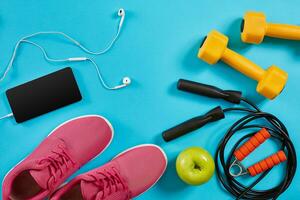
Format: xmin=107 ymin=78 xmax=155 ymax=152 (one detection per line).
xmin=176 ymin=147 xmax=215 ymax=185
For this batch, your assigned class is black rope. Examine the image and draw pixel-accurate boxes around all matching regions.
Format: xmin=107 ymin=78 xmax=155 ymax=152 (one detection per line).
xmin=215 ymin=98 xmax=297 ymax=199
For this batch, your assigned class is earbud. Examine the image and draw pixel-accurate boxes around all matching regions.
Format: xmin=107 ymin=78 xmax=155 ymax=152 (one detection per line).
xmin=198 ymin=30 xmax=288 ymax=100
xmin=241 ymin=11 xmax=300 ymax=44
xmin=112 ymin=77 xmax=131 ymax=90
xmin=118 ymin=8 xmax=125 ymax=17
xmin=118 ymin=8 xmax=126 ymax=28
xmin=122 ymin=76 xmax=131 ymax=85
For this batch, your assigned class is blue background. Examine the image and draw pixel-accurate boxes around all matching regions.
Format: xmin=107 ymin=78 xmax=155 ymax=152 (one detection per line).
xmin=0 ymin=0 xmax=300 ymax=199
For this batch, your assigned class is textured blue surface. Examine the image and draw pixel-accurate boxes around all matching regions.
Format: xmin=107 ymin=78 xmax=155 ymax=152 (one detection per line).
xmin=0 ymin=0 xmax=300 ymax=199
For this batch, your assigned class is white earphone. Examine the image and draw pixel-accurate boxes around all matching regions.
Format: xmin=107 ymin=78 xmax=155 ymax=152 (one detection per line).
xmin=113 ymin=77 xmax=131 ymax=89
xmin=0 ymin=8 xmax=131 ymax=90
xmin=118 ymin=8 xmax=125 ymax=28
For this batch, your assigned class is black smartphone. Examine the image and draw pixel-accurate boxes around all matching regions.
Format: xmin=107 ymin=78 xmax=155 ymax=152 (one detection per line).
xmin=6 ymin=67 xmax=82 ymax=123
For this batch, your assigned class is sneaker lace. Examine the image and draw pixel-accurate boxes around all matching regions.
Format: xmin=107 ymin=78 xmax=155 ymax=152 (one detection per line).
xmin=38 ymin=144 xmax=75 ymax=189
xmin=88 ymin=167 xmax=130 ymax=200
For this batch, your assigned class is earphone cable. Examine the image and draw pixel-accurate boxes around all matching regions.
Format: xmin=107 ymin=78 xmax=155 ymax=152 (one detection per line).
xmin=16 ymin=40 xmax=123 ymax=90
xmin=0 ymin=9 xmax=125 ymax=82
xmin=0 ymin=113 xmax=13 ymax=120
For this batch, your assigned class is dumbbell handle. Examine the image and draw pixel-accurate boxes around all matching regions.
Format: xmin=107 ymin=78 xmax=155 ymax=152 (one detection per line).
xmin=267 ymin=23 xmax=300 ymax=40
xmin=162 ymin=106 xmax=224 ymax=142
xmin=234 ymin=128 xmax=271 ymax=161
xmin=221 ymin=48 xmax=265 ymax=81
xmin=177 ymin=79 xmax=242 ymax=104
xmin=248 ymin=150 xmax=287 ymax=176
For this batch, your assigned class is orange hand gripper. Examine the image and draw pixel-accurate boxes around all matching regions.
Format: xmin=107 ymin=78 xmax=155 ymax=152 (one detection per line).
xmin=229 ymin=128 xmax=287 ymax=177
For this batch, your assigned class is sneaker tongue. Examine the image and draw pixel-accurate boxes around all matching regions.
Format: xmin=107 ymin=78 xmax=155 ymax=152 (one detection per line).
xmin=80 ymin=180 xmax=100 ymax=200
xmin=29 ymin=168 xmax=51 ymax=190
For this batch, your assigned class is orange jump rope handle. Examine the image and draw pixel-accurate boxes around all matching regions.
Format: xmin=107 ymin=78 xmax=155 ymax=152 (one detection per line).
xmin=248 ymin=150 xmax=287 ymax=176
xmin=234 ymin=128 xmax=271 ymax=161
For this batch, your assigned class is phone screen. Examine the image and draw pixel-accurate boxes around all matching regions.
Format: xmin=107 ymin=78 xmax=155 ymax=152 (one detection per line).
xmin=6 ymin=67 xmax=82 ymax=123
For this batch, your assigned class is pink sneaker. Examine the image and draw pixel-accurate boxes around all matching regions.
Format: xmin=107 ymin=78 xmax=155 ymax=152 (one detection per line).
xmin=50 ymin=144 xmax=167 ymax=200
xmin=2 ymin=115 xmax=114 ymax=200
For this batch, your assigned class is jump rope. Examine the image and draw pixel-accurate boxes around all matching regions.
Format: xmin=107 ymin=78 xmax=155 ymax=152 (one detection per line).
xmin=162 ymin=79 xmax=297 ymax=199
xmin=0 ymin=8 xmax=131 ymax=121
xmin=161 ymin=11 xmax=300 ymax=199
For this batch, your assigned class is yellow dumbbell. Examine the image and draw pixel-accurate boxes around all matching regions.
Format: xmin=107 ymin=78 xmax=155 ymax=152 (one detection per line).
xmin=198 ymin=30 xmax=288 ymax=100
xmin=241 ymin=11 xmax=300 ymax=44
